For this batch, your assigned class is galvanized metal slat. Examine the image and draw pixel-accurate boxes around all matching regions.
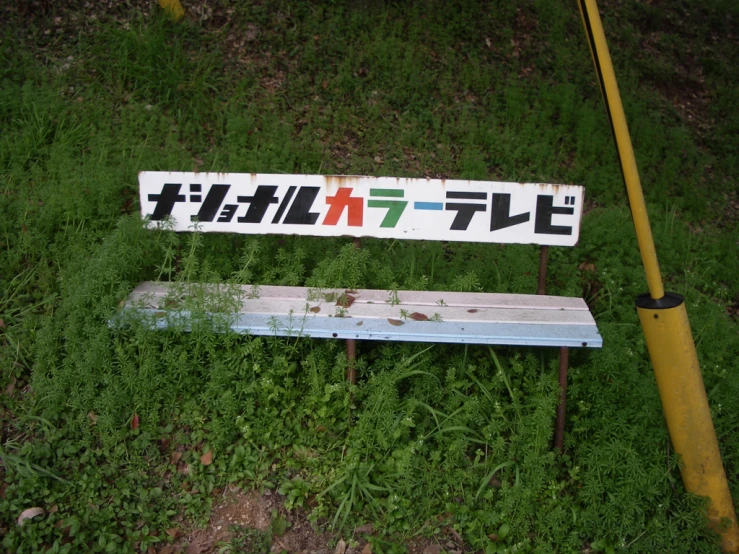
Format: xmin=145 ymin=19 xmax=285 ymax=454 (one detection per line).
xmin=128 ymin=283 xmax=590 ymax=311
xmin=167 ymin=298 xmax=595 ymax=326
xmin=126 ymin=308 xmax=602 ymax=348
xmin=122 ymin=282 xmax=602 ymax=348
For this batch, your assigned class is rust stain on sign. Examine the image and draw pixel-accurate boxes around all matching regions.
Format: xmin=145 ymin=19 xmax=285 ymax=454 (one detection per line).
xmin=324 ymin=175 xmax=361 ymax=192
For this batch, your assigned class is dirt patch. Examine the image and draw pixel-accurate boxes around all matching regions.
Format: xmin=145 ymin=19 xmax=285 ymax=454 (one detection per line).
xmin=163 ymin=488 xmax=335 ymax=554
xmin=155 ymin=487 xmax=465 ymax=554
xmin=180 ymin=490 xmax=271 ymax=553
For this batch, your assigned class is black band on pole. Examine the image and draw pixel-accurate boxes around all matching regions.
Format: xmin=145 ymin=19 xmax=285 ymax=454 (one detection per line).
xmin=635 ymin=292 xmax=684 ymax=310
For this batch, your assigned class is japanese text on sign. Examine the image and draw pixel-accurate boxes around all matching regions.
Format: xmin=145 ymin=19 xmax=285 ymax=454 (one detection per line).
xmin=139 ymin=172 xmax=584 ymax=246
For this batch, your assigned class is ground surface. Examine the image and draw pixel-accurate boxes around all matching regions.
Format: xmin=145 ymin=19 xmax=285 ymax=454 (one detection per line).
xmin=1 ymin=1 xmax=738 ymax=553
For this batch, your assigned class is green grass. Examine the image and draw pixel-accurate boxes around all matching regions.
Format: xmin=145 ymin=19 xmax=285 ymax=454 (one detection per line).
xmin=1 ymin=1 xmax=738 ymax=552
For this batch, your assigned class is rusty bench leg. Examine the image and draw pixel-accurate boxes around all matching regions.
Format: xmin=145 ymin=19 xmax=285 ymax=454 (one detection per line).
xmin=537 ymin=245 xmax=568 ymax=451
xmin=554 ymin=346 xmax=569 ymax=451
xmin=346 ymin=237 xmax=362 ymax=384
xmin=537 ymin=245 xmax=549 ymax=296
xmin=346 ymin=338 xmax=357 ymax=384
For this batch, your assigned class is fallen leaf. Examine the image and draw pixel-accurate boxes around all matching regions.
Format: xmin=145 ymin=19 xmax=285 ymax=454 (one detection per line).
xmin=245 ymin=24 xmax=259 ymax=41
xmin=578 ymin=262 xmax=596 ymax=272
xmin=49 ymin=505 xmax=58 ymax=513
xmin=200 ymin=451 xmax=213 ymax=466
xmin=159 ymin=546 xmax=175 ymax=554
xmin=409 ymin=312 xmax=429 ymax=321
xmin=170 ymin=451 xmax=183 ymax=465
xmin=131 ymin=413 xmax=139 ymax=430
xmin=387 ymin=318 xmax=404 ymax=326
xmin=361 ymin=543 xmax=373 ymax=554
xmin=467 ymin=309 xmax=479 ymax=313
xmin=334 ymin=539 xmax=347 ymax=554
xmin=422 ymin=546 xmax=441 ymax=554
xmin=337 ymin=294 xmax=356 ymax=308
xmin=310 ymin=306 xmax=321 ymax=313
xmin=356 ymin=321 xmax=363 ymax=326
xmin=0 ymin=318 xmax=5 ymax=329
xmin=355 ymin=523 xmax=374 ymax=534
xmin=165 ymin=527 xmax=180 ymax=539
xmin=4 ymin=376 xmax=17 ymax=397
xmin=147 ymin=546 xmax=157 ymax=554
xmin=17 ymin=507 xmax=44 ymax=526
xmin=446 ymin=526 xmax=463 ymax=544
xmin=186 ymin=535 xmax=209 ymax=554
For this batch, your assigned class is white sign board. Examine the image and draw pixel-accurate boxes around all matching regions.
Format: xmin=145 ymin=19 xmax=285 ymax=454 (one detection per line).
xmin=139 ymin=172 xmax=584 ymax=246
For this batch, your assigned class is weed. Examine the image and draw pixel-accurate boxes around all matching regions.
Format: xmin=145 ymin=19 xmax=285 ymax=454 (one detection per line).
xmin=221 ymin=526 xmax=272 ymax=554
xmin=386 ymin=287 xmax=401 ymax=306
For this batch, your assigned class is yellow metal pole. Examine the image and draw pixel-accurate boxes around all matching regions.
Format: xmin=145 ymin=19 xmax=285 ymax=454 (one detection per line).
xmin=577 ymin=1 xmax=739 ymax=551
xmin=158 ymin=0 xmax=185 ymax=22
xmin=578 ymin=0 xmax=663 ymax=300
xmin=637 ymin=295 xmax=739 ymax=551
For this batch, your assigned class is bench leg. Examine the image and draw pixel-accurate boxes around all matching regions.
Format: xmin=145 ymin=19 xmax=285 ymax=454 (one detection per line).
xmin=537 ymin=245 xmax=568 ymax=450
xmin=346 ymin=339 xmax=357 ymax=384
xmin=554 ymin=346 xmax=569 ymax=451
xmin=537 ymin=245 xmax=549 ymax=295
xmin=345 ymin=237 xmax=362 ymax=385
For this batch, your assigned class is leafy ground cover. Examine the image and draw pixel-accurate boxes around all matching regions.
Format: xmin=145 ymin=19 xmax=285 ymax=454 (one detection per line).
xmin=1 ymin=1 xmax=738 ymax=552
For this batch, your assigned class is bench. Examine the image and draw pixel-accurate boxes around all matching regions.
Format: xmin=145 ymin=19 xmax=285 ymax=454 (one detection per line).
xmin=124 ymin=172 xmax=602 ymax=449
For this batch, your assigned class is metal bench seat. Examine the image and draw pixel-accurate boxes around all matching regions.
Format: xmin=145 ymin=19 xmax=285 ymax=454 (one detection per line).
xmin=124 ymin=281 xmax=602 ymax=348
